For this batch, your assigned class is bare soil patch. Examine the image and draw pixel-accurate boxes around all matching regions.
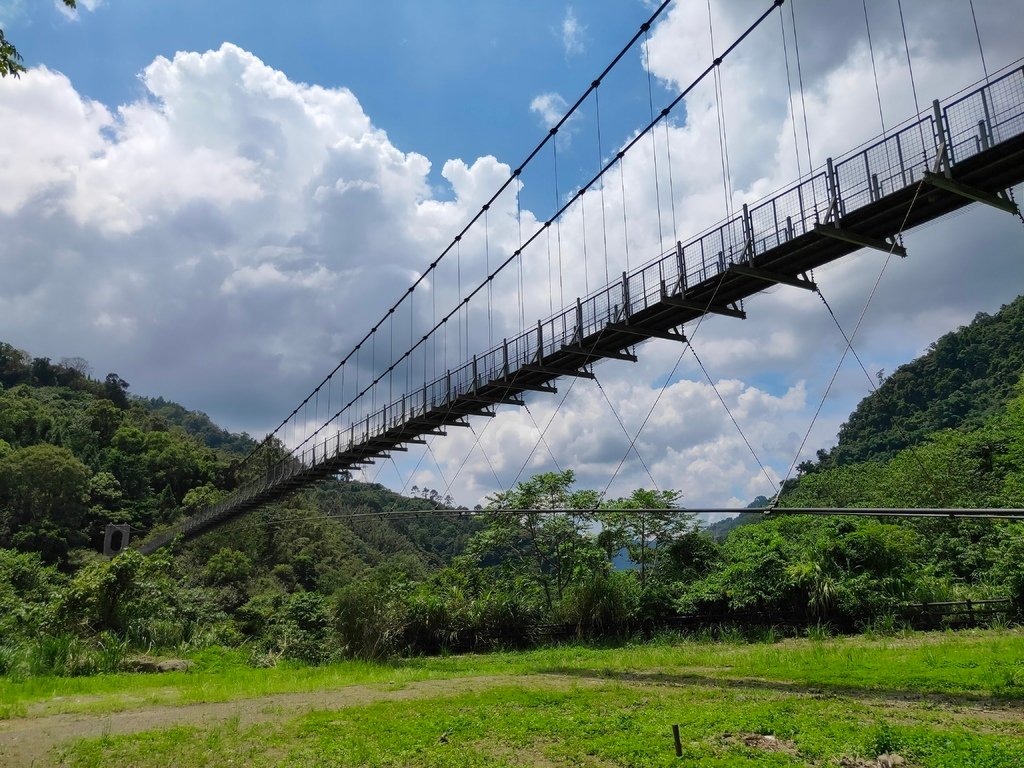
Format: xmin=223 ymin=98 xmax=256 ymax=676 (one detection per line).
xmin=0 ymin=674 xmax=595 ymax=767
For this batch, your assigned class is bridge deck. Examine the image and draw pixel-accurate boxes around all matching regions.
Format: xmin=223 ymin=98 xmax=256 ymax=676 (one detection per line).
xmin=140 ymin=67 xmax=1024 ymax=553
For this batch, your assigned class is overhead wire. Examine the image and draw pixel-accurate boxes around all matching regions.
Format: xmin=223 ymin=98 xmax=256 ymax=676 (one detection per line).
xmin=789 ymin=0 xmax=813 ymax=172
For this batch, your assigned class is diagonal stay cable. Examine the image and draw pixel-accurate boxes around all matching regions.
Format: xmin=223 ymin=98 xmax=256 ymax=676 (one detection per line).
xmin=774 ymin=178 xmax=937 ymax=504
xmin=439 ymin=418 xmax=503 ymax=503
xmin=689 ymin=341 xmax=777 ymax=494
xmin=814 ymin=288 xmax=947 ymax=502
xmin=523 ymin=402 xmax=565 ymax=475
xmin=507 ymin=366 xmax=586 ymax=494
xmin=593 ymin=372 xmax=661 ymax=493
xmin=598 ymin=261 xmax=732 ymax=502
xmin=424 ymin=438 xmax=452 ymax=497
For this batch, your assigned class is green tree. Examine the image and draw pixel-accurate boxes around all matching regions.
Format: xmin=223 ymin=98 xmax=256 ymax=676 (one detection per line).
xmin=203 ymin=548 xmax=253 ymax=588
xmin=473 ymin=470 xmax=600 ymax=609
xmin=598 ymin=488 xmax=689 ymax=587
xmin=1 ymin=1 xmax=76 ymax=78
xmin=0 ymin=444 xmax=91 ymax=562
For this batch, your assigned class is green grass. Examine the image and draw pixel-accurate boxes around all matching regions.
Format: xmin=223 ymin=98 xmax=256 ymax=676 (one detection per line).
xmin=4 ymin=628 xmax=1024 ymax=718
xmin=2 ymin=628 xmax=1023 ymax=721
xmin=0 ymin=628 xmax=1014 ymax=767
xmin=59 ymin=682 xmax=1024 ymax=767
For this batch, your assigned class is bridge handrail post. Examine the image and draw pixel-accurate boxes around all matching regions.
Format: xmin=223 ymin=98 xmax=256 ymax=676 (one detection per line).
xmin=770 ymin=198 xmax=780 ymax=248
xmin=741 ymin=203 xmax=754 ymax=261
xmin=895 ymin=130 xmax=907 ymax=188
xmin=621 ymin=271 xmax=631 ymax=320
xmin=502 ymin=339 xmax=509 ymax=377
xmin=979 ymin=87 xmax=994 ymax=148
xmin=824 ymin=157 xmax=840 ymax=224
xmin=932 ymin=99 xmax=952 ymax=174
xmin=675 ymin=241 xmax=686 ymax=294
xmin=535 ymin=320 xmax=544 ymax=363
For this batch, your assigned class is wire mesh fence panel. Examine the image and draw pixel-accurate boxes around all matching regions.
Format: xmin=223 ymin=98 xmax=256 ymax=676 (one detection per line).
xmin=946 ymin=67 xmax=1024 ymax=163
xmin=175 ymin=68 xmax=1024 ymax=540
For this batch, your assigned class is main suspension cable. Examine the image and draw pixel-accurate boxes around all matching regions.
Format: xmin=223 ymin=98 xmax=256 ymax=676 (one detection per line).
xmin=238 ymin=0 xmax=677 ymax=471
xmin=251 ymin=0 xmax=790 ymax=476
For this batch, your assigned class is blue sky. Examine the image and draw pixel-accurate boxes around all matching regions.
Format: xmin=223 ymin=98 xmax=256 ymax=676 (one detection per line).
xmin=1 ymin=0 xmax=1022 ymax=509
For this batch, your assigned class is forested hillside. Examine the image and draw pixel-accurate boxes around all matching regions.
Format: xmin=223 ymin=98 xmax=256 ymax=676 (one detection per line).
xmin=803 ymin=295 xmax=1024 ymax=470
xmin=1 ymin=289 xmax=1023 ymax=678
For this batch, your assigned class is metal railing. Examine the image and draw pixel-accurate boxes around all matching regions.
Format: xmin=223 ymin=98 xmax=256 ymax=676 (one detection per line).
xmin=144 ymin=65 xmax=1024 ymax=550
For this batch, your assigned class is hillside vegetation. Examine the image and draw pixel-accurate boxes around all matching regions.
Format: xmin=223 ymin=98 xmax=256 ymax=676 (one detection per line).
xmin=0 ymin=295 xmax=1022 ymax=676
xmin=802 ymin=294 xmax=1024 ymax=470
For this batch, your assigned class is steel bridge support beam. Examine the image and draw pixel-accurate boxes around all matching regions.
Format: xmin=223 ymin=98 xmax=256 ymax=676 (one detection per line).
xmin=511 ymin=382 xmax=558 ymax=394
xmin=728 ymin=264 xmax=817 ymax=291
xmin=814 ymin=223 xmax=907 ymax=256
xmin=520 ymin=364 xmax=595 ymax=379
xmin=661 ymin=295 xmax=746 ymax=319
xmin=562 ymin=344 xmax=638 ymax=362
xmin=606 ymin=322 xmax=687 ymax=343
xmin=922 ymin=171 xmax=1020 ymax=214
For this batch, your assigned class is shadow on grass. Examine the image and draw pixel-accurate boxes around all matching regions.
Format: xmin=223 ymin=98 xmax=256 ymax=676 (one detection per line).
xmin=536 ymin=667 xmax=1024 ymax=707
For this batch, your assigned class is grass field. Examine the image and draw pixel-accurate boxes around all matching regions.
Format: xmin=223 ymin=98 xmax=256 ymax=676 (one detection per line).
xmin=1 ymin=628 xmax=1022 ymax=766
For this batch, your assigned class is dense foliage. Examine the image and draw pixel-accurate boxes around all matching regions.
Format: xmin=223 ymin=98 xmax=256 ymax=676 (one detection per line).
xmin=802 ymin=295 xmax=1024 ymax=471
xmin=0 ymin=344 xmax=246 ymax=563
xmin=1 ymin=288 xmax=1023 ymax=675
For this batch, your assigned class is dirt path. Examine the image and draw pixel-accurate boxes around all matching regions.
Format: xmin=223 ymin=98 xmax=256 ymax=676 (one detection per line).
xmin=0 ymin=674 xmax=596 ymax=767
xmin=3 ymin=672 xmax=1021 ymax=767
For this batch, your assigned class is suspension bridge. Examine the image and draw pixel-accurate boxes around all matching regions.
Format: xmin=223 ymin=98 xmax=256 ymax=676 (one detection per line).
xmin=135 ymin=0 xmax=1024 ymax=555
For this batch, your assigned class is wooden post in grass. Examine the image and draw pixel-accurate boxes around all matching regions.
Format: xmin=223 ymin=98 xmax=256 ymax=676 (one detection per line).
xmin=672 ymin=724 xmax=682 ymax=757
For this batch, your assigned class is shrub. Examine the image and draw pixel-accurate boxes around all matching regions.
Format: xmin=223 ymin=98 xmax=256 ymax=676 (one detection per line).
xmin=333 ymin=579 xmax=410 ymax=660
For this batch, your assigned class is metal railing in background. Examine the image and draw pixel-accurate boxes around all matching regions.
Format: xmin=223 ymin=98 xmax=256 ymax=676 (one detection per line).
xmin=141 ymin=65 xmax=1024 ymax=552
